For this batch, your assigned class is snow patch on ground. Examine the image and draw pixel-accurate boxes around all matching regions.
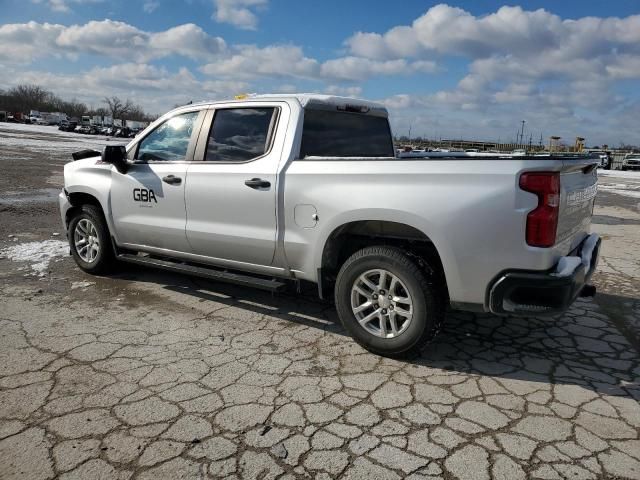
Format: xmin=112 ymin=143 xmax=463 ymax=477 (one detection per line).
xmin=598 ymin=170 xmax=640 ymax=179
xmin=1 ymin=239 xmax=69 ymax=275
xmin=0 ymin=123 xmax=128 ymax=153
xmin=598 ymin=183 xmax=640 ymax=199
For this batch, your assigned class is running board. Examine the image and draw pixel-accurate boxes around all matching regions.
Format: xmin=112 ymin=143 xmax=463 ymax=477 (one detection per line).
xmin=117 ymin=253 xmax=287 ymax=292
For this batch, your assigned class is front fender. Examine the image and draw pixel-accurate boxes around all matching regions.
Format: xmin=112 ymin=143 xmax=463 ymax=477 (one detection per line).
xmin=63 ymin=161 xmax=116 ymax=237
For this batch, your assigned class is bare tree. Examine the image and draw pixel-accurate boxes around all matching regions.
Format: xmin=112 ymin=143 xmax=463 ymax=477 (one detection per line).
xmin=7 ymin=84 xmax=53 ymax=112
xmin=103 ymin=96 xmax=134 ymax=121
xmin=49 ymin=96 xmax=87 ymax=118
xmin=127 ymin=104 xmax=154 ymax=122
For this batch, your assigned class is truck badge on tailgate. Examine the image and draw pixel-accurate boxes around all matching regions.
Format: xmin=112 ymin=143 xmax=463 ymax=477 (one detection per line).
xmin=567 ymin=184 xmax=597 ymax=206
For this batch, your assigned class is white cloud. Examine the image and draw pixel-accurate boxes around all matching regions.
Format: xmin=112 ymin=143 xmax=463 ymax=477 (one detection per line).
xmin=213 ymin=0 xmax=268 ymax=30
xmin=55 ymin=20 xmax=149 ymax=58
xmin=143 ymin=0 xmax=159 ymax=13
xmin=31 ymin=0 xmax=103 ymax=13
xmin=274 ymin=84 xmax=299 ymax=94
xmin=150 ymin=24 xmax=226 ymax=61
xmin=320 ymin=57 xmax=437 ymax=82
xmin=347 ymin=27 xmax=421 ymax=60
xmin=0 ymin=22 xmax=65 ymax=63
xmin=345 ymin=4 xmax=640 ymax=83
xmin=324 ymin=85 xmax=363 ymax=97
xmin=201 ymin=44 xmax=318 ymax=79
xmin=0 ymin=20 xmax=226 ymax=63
xmin=200 ymin=47 xmax=437 ymax=83
xmin=606 ymin=54 xmax=640 ymax=79
xmin=347 ymin=5 xmax=567 ymax=60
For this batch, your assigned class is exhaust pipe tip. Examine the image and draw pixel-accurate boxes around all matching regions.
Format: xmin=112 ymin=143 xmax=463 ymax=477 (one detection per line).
xmin=579 ymin=284 xmax=596 ymax=298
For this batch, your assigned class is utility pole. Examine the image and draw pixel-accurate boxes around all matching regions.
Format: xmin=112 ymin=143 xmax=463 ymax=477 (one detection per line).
xmin=519 ymin=120 xmax=526 ymax=146
xmin=408 ymin=125 xmax=412 ymax=144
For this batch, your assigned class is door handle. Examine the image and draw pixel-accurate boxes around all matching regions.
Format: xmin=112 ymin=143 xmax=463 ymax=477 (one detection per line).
xmin=244 ymin=178 xmax=271 ymax=189
xmin=162 ymin=175 xmax=182 ymax=185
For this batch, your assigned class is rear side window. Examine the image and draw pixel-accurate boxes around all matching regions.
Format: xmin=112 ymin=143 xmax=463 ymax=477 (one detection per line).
xmin=205 ymin=108 xmax=276 ymax=162
xmin=137 ymin=111 xmax=199 ymax=161
xmin=300 ymin=109 xmax=394 ymax=158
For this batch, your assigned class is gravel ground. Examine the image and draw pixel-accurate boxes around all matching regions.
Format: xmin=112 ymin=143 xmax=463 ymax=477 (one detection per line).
xmin=0 ymin=124 xmax=639 ymax=480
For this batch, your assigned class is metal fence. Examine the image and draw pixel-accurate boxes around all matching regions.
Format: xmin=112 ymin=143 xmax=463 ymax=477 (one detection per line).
xmin=611 ymin=152 xmax=630 ymax=170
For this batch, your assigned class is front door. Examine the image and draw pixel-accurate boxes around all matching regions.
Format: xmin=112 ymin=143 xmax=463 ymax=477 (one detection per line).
xmin=185 ymin=105 xmax=284 ymax=267
xmin=110 ymin=110 xmax=202 ymax=252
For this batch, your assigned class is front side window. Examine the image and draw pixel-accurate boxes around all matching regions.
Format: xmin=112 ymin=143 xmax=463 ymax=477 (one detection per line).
xmin=300 ymin=109 xmax=394 ymax=158
xmin=205 ymin=108 xmax=276 ymax=162
xmin=137 ymin=111 xmax=199 ymax=161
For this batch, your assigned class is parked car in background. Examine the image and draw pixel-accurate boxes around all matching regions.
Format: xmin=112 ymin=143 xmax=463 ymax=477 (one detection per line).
xmin=597 ymin=153 xmax=611 ymax=169
xmin=59 ymin=120 xmax=78 ymax=132
xmin=114 ymin=127 xmax=131 ymax=138
xmin=622 ymin=154 xmax=640 ymax=171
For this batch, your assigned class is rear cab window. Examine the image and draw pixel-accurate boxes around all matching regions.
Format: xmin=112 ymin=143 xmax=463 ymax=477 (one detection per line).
xmin=300 ymin=108 xmax=394 ymax=158
xmin=205 ymin=107 xmax=277 ymax=162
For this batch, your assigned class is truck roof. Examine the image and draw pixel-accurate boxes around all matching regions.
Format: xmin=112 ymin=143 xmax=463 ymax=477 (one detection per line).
xmin=191 ymin=93 xmax=388 ymax=115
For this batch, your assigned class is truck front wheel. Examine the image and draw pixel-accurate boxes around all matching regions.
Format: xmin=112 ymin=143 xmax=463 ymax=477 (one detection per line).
xmin=334 ymin=246 xmax=443 ymax=357
xmin=68 ymin=204 xmax=116 ymax=274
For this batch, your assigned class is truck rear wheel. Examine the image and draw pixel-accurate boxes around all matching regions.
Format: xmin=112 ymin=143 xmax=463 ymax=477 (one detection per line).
xmin=334 ymin=246 xmax=443 ymax=357
xmin=68 ymin=204 xmax=116 ymax=275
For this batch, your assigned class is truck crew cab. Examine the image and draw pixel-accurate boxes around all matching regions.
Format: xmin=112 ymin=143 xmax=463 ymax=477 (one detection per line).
xmin=60 ymin=94 xmax=600 ymax=356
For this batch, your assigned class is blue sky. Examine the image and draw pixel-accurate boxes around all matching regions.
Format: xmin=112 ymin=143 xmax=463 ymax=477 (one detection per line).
xmin=2 ymin=0 xmax=640 ymax=145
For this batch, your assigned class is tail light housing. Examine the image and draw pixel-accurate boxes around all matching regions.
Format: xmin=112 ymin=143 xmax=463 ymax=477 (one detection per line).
xmin=519 ymin=172 xmax=560 ymax=248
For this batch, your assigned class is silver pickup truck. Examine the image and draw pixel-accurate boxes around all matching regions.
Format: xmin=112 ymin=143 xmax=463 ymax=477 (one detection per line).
xmin=59 ymin=94 xmax=600 ymax=356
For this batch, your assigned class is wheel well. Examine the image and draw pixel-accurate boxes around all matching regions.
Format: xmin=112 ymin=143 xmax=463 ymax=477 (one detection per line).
xmin=65 ymin=192 xmax=104 ymax=227
xmin=320 ymin=220 xmax=448 ymax=299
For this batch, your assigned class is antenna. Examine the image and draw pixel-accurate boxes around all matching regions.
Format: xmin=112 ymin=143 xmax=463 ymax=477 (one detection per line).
xmin=519 ymin=120 xmax=526 ymax=146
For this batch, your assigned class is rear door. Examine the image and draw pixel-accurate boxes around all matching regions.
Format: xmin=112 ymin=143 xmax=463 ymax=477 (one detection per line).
xmin=557 ymin=158 xmax=599 ymax=253
xmin=110 ymin=109 xmax=204 ymax=252
xmin=185 ymin=104 xmax=285 ymax=267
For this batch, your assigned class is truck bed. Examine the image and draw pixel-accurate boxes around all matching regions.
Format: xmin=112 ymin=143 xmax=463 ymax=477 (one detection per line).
xmin=283 ymin=155 xmax=599 ymax=307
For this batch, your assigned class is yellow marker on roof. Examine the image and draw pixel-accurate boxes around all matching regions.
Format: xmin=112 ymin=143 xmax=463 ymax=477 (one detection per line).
xmin=234 ymin=94 xmax=249 ymax=100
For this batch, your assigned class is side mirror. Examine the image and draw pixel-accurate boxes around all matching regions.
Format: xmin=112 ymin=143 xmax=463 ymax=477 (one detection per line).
xmin=102 ymin=145 xmax=128 ymax=174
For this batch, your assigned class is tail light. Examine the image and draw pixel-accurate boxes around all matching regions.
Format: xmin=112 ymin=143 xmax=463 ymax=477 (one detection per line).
xmin=519 ymin=172 xmax=560 ymax=247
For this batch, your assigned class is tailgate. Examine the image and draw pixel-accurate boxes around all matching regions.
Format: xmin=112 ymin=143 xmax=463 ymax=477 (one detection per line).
xmin=556 ymin=158 xmax=598 ymax=254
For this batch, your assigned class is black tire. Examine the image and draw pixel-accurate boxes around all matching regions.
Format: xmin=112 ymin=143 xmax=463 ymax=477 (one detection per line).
xmin=68 ymin=204 xmax=116 ymax=275
xmin=334 ymin=246 xmax=444 ymax=357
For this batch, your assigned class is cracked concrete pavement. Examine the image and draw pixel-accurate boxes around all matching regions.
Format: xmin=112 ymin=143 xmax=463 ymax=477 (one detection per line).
xmin=1 ymin=125 xmax=639 ymax=479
